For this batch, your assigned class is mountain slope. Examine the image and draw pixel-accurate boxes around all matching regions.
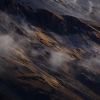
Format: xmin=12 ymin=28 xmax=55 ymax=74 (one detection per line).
xmin=0 ymin=0 xmax=100 ymax=100
xmin=15 ymin=0 xmax=100 ymax=22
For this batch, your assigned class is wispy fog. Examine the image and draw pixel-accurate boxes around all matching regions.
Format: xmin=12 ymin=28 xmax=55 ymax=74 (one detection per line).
xmin=0 ymin=11 xmax=100 ymax=75
xmin=0 ymin=11 xmax=70 ymax=69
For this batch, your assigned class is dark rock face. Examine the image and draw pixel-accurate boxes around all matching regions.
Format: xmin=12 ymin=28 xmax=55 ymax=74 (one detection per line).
xmin=35 ymin=9 xmax=67 ymax=35
xmin=14 ymin=3 xmax=67 ymax=35
xmin=4 ymin=2 xmax=100 ymax=45
xmin=0 ymin=0 xmax=16 ymax=14
xmin=0 ymin=0 xmax=99 ymax=39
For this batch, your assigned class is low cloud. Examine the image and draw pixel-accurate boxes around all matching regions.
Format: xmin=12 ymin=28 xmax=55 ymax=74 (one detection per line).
xmin=1 ymin=10 xmax=100 ymax=76
xmin=0 ymin=35 xmax=16 ymax=57
xmin=49 ymin=50 xmax=71 ymax=68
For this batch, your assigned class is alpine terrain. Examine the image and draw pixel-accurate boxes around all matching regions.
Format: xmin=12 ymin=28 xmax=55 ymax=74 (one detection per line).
xmin=0 ymin=0 xmax=100 ymax=100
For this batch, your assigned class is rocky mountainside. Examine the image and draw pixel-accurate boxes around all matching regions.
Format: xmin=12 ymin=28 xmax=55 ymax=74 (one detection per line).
xmin=15 ymin=0 xmax=100 ymax=22
xmin=0 ymin=0 xmax=100 ymax=100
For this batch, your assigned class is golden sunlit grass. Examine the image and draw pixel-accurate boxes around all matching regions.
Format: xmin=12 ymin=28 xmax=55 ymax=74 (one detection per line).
xmin=36 ymin=32 xmax=57 ymax=47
